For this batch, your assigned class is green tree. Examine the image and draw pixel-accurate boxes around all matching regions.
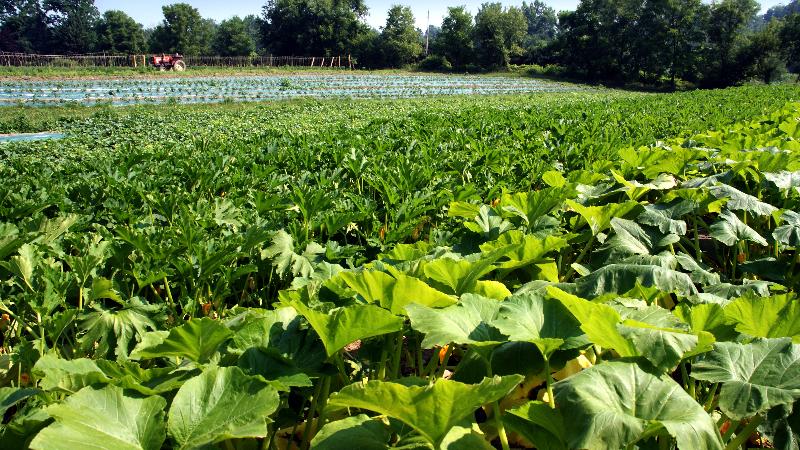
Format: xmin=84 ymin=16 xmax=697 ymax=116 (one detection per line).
xmin=242 ymin=14 xmax=266 ymax=54
xmin=736 ymin=19 xmax=786 ymax=83
xmin=214 ymin=16 xmax=255 ymax=56
xmin=381 ymin=5 xmax=422 ymax=67
xmin=701 ymin=0 xmax=760 ymax=86
xmin=521 ymin=0 xmax=557 ymax=61
xmin=474 ymin=2 xmax=527 ymax=69
xmin=149 ymin=3 xmax=216 ymax=55
xmin=94 ymin=10 xmax=145 ymax=53
xmin=0 ymin=0 xmax=51 ymax=52
xmin=434 ymin=6 xmax=475 ymax=69
xmin=261 ymin=0 xmax=370 ymax=56
xmin=44 ymin=0 xmax=99 ymax=53
xmin=555 ymin=0 xmax=624 ymax=81
xmin=781 ymin=13 xmax=800 ymax=73
xmin=556 ymin=0 xmax=709 ymax=85
xmin=351 ymin=27 xmax=383 ymax=68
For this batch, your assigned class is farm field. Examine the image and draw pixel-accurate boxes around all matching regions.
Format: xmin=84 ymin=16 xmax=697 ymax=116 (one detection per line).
xmin=0 ymin=74 xmax=584 ymax=106
xmin=1 ymin=83 xmax=800 ymax=449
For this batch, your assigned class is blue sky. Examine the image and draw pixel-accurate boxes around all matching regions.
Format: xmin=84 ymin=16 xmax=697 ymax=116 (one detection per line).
xmin=95 ymin=0 xmax=789 ymax=29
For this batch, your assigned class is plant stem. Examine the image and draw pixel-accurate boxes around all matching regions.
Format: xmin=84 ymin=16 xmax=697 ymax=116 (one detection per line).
xmin=163 ymin=276 xmax=177 ymax=317
xmin=390 ymin=332 xmax=403 ymax=379
xmin=494 ymin=400 xmax=511 ymax=450
xmin=563 ymin=234 xmax=596 ymax=281
xmin=703 ymin=383 xmax=719 ymax=412
xmin=723 ymin=415 xmax=764 ymax=450
xmin=680 ymin=362 xmax=696 ymax=399
xmin=300 ymin=380 xmax=323 ymax=450
xmin=544 ymin=358 xmax=556 ymax=409
xmin=377 ymin=339 xmax=388 ymax=380
xmin=310 ymin=376 xmax=332 ymax=447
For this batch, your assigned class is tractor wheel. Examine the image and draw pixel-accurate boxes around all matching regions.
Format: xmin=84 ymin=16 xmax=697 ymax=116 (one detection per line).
xmin=158 ymin=66 xmax=166 ymax=72
xmin=173 ymin=61 xmax=186 ymax=72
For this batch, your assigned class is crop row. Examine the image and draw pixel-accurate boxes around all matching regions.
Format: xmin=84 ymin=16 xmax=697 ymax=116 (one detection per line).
xmin=0 ymin=75 xmax=582 ymax=106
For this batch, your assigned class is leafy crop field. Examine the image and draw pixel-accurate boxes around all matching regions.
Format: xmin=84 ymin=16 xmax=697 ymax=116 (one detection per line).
xmin=1 ymin=84 xmax=800 ymax=449
xmin=0 ymin=74 xmax=582 ymax=106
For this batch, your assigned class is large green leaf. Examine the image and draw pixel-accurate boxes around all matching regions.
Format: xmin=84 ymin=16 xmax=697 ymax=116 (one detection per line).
xmin=0 ymin=387 xmax=38 ymax=417
xmin=553 ymin=361 xmax=722 ymax=450
xmin=603 ymin=218 xmax=679 ymax=257
xmin=725 ymin=295 xmax=800 ymax=342
xmin=637 ymin=200 xmax=693 ymax=235
xmin=498 ymin=189 xmax=564 ymax=225
xmin=691 ymin=338 xmax=800 ymax=419
xmin=675 ymin=303 xmax=738 ymax=341
xmin=338 ymin=270 xmax=456 ymax=315
xmin=566 ymin=200 xmax=643 ymax=236
xmin=79 ymin=298 xmax=163 ymax=360
xmin=494 ymin=292 xmax=586 ymax=357
xmin=32 ymin=354 xmax=109 ymax=393
xmin=226 ymin=307 xmax=299 ymax=353
xmin=168 ymin=366 xmax=279 ymax=449
xmin=406 ymin=294 xmax=506 ymax=348
xmin=327 ymin=375 xmax=523 ymax=447
xmin=479 ymin=231 xmax=568 ymax=275
xmin=612 ymin=171 xmax=677 ymax=200
xmin=575 ymin=264 xmax=698 ymax=298
xmin=709 ymin=210 xmax=768 ymax=246
xmin=291 ymin=300 xmax=403 ymax=356
xmin=131 ymin=317 xmax=232 ymax=364
xmin=30 ymin=385 xmax=166 ymax=450
xmin=310 ymin=415 xmax=393 ymax=450
xmin=503 ymin=401 xmax=566 ymax=450
xmin=774 ymin=210 xmax=800 ymax=246
xmin=421 ymin=246 xmax=512 ymax=296
xmin=708 ymin=183 xmax=778 ymax=216
xmin=617 ymin=320 xmax=711 ymax=372
xmin=262 ymin=230 xmax=324 ymax=279
xmin=548 ymin=287 xmax=637 ymax=357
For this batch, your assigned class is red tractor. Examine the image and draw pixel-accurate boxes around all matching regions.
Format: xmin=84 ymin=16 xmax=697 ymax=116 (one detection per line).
xmin=151 ymin=54 xmax=186 ymax=72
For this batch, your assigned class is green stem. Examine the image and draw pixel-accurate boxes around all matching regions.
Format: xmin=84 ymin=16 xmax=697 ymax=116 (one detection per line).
xmin=334 ymin=352 xmax=349 ymax=385
xmin=223 ymin=441 xmax=236 ymax=450
xmin=310 ymin=376 xmax=332 ymax=448
xmin=390 ymin=332 xmax=403 ymax=379
xmin=704 ymin=383 xmax=719 ymax=412
xmin=485 ymin=360 xmax=510 ymax=450
xmin=723 ymin=415 xmax=764 ymax=450
xmin=680 ymin=362 xmax=696 ymax=399
xmin=544 ymin=358 xmax=555 ymax=409
xmin=377 ymin=339 xmax=388 ymax=380
xmin=78 ymin=285 xmax=83 ymax=311
xmin=563 ymin=234 xmax=596 ymax=281
xmin=421 ymin=348 xmax=440 ymax=379
xmin=300 ymin=380 xmax=323 ymax=450
xmin=692 ymin=215 xmax=700 ymax=258
xmin=163 ymin=277 xmax=177 ymax=317
xmin=494 ymin=400 xmax=511 ymax=450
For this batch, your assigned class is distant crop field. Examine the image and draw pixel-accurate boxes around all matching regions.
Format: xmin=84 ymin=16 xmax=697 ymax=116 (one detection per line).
xmin=0 ymin=74 xmax=586 ymax=106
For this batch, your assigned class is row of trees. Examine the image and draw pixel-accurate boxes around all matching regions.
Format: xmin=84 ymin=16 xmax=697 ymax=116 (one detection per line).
xmin=552 ymin=0 xmax=800 ymax=87
xmin=0 ymin=1 xmax=262 ymax=56
xmin=1 ymin=0 xmax=799 ymax=87
xmin=0 ymin=0 xmax=561 ymax=68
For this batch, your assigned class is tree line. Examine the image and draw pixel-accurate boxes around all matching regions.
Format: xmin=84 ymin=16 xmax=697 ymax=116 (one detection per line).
xmin=1 ymin=0 xmax=799 ymax=87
